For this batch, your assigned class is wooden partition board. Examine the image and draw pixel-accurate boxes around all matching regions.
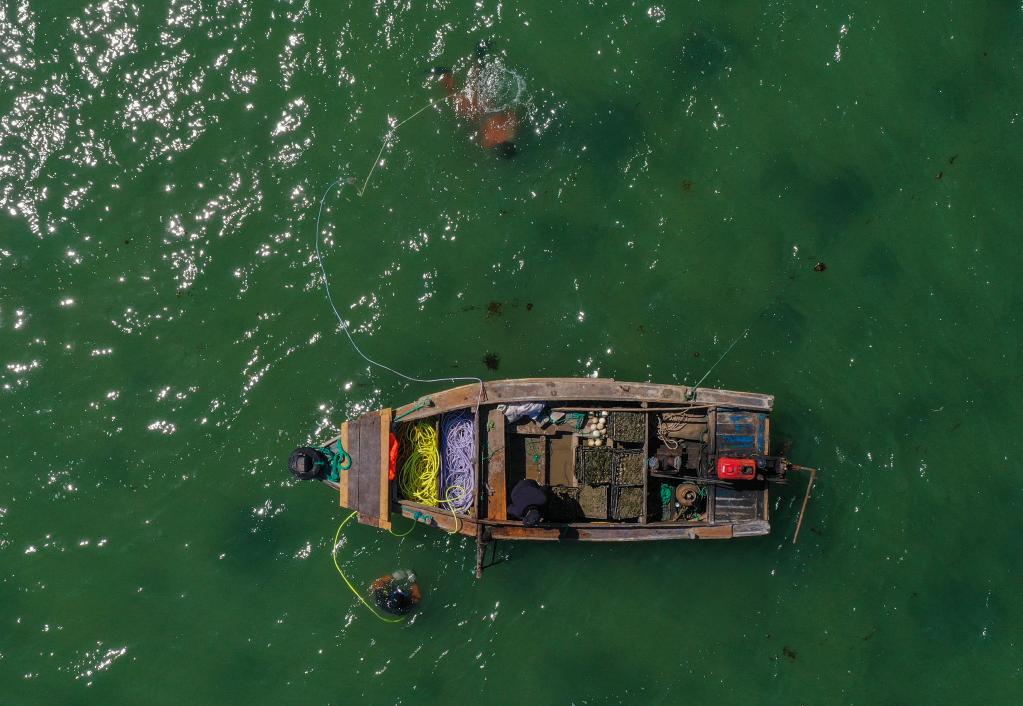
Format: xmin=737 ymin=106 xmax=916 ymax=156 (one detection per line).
xmin=486 ymin=408 xmax=507 ymax=520
xmin=339 ymin=422 xmax=350 ymax=509
xmin=377 ymin=408 xmax=393 ymax=530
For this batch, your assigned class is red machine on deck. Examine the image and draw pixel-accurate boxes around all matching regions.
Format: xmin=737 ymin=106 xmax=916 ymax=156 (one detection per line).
xmin=716 ymin=457 xmax=758 ymax=480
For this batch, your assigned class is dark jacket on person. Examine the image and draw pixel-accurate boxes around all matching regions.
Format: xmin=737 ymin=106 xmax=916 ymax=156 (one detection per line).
xmin=508 ymin=478 xmax=548 ymax=519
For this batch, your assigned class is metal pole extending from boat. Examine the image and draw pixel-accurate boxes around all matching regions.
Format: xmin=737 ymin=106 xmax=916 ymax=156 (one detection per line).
xmin=791 ymin=466 xmax=817 ymax=544
xmin=475 ymin=526 xmax=489 ymax=578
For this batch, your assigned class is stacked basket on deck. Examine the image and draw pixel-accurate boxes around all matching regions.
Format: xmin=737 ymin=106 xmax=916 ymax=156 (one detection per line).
xmin=573 ymin=411 xmax=647 ymax=520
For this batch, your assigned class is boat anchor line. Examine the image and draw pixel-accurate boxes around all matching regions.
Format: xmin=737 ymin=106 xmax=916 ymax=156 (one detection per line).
xmin=687 ymin=327 xmax=750 ymax=400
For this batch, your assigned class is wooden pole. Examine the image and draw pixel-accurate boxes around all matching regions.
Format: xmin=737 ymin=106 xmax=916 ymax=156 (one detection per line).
xmin=550 ymin=405 xmax=705 ymax=414
xmin=475 ymin=527 xmax=488 ymax=578
xmin=792 ymin=467 xmax=817 ymax=544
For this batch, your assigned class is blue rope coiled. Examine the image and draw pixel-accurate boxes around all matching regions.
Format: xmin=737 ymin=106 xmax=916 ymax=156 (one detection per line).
xmin=440 ymin=411 xmax=476 ymax=515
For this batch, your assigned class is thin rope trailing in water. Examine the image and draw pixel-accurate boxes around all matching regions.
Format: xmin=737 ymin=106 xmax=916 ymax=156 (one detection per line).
xmin=312 ymin=100 xmax=485 ymax=414
xmin=331 ymin=512 xmax=405 ymax=623
xmin=690 ymin=328 xmax=750 ymax=392
xmin=357 ymin=99 xmax=438 ymax=197
xmin=398 ymin=422 xmax=441 ymax=506
xmin=440 ymin=411 xmax=476 ymax=515
xmin=680 ymin=242 xmax=811 ymax=396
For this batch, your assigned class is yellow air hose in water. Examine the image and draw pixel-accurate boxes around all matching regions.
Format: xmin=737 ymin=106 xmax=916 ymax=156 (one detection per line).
xmin=332 ymin=421 xmax=471 ymax=624
xmin=332 ymin=512 xmax=406 ymax=623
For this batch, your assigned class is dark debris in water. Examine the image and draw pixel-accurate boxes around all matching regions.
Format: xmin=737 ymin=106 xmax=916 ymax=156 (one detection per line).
xmin=782 ymin=646 xmax=797 ymax=661
xmin=465 ymin=300 xmax=533 ymax=317
xmin=814 ymin=262 xmax=827 ymax=272
xmin=483 ymin=352 xmax=500 ymax=370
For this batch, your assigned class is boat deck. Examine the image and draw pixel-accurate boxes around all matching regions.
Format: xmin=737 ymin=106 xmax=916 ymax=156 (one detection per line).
xmin=321 ymin=378 xmax=777 ymax=541
xmin=330 ymin=409 xmax=391 ymax=530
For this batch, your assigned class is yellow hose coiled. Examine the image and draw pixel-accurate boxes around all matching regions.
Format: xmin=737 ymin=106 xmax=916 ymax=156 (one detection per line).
xmin=398 ymin=422 xmax=441 ymax=506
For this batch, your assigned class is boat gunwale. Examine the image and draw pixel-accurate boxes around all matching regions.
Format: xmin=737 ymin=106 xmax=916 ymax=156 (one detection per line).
xmin=390 ymin=377 xmax=774 ymax=423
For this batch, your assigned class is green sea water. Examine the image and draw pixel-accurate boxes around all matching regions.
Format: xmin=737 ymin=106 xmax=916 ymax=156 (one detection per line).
xmin=2 ymin=1 xmax=1022 ymax=703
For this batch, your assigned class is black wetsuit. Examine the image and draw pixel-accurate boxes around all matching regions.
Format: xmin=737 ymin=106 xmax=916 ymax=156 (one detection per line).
xmin=508 ymin=479 xmax=548 ymax=519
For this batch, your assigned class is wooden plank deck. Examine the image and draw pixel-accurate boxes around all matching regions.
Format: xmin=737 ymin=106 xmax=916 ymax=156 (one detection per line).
xmin=377 ymin=408 xmax=393 ymax=530
xmin=357 ymin=412 xmax=382 ymax=526
xmin=486 ymin=409 xmax=507 ymax=520
xmin=336 ymin=411 xmax=388 ymax=528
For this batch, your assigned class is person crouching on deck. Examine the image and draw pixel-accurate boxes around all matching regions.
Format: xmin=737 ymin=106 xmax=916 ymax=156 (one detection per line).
xmin=508 ymin=478 xmax=549 ymax=527
xmin=430 ymin=40 xmax=523 ymax=158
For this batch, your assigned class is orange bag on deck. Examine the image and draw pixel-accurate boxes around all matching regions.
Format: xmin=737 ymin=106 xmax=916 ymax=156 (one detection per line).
xmin=388 ymin=431 xmax=399 ymax=481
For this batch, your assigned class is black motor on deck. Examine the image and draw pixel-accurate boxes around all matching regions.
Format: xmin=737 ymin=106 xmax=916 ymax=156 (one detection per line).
xmin=288 ymin=446 xmax=327 ymax=480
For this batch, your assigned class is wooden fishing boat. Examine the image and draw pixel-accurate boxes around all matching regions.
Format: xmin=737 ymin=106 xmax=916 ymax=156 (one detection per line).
xmin=288 ymin=378 xmax=815 ymax=576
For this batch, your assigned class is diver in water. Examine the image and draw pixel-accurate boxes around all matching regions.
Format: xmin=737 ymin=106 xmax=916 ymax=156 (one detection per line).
xmin=371 ymin=569 xmax=422 ymax=616
xmin=430 ymin=40 xmax=522 ymax=158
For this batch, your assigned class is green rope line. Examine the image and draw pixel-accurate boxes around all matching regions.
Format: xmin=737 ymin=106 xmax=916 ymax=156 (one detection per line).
xmin=394 ymin=399 xmax=431 ymax=422
xmin=318 ymin=442 xmax=352 ymax=483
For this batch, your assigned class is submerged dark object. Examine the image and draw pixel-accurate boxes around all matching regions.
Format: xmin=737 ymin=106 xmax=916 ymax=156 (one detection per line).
xmin=289 ymin=378 xmax=816 ymax=576
xmin=495 ymin=141 xmax=517 ymax=159
xmin=813 ymin=261 xmax=827 ymax=272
